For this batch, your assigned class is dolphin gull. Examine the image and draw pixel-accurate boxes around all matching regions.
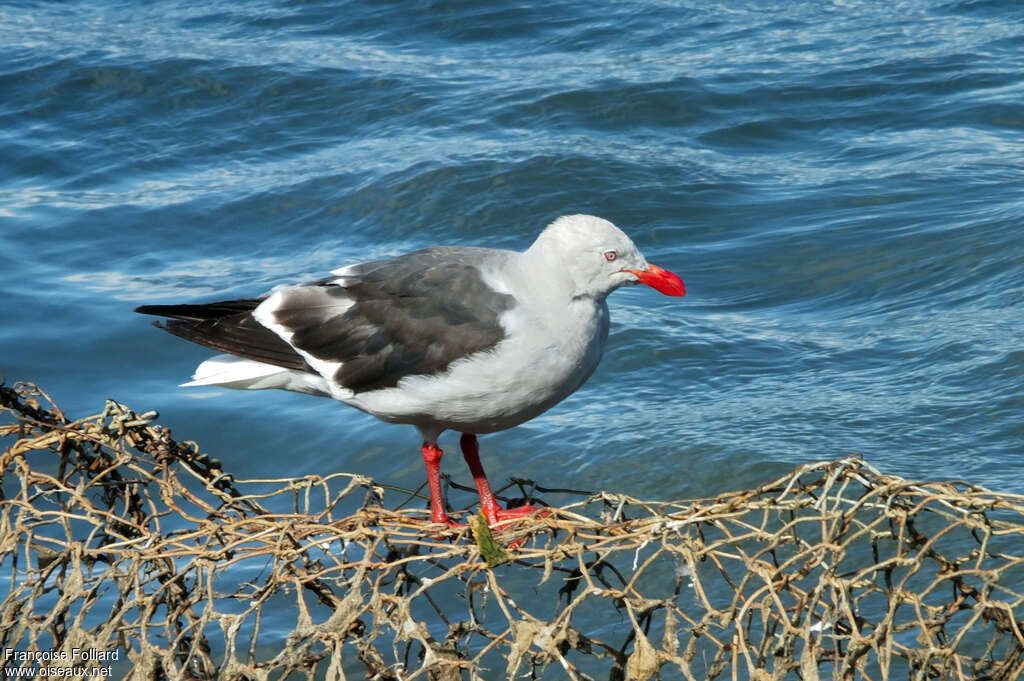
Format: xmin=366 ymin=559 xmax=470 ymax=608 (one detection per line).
xmin=136 ymin=215 xmax=686 ymax=527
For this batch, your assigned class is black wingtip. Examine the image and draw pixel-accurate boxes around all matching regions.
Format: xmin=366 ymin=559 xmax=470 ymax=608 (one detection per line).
xmin=134 ymin=299 xmax=265 ymax=322
xmin=136 ymin=304 xmax=186 ymax=317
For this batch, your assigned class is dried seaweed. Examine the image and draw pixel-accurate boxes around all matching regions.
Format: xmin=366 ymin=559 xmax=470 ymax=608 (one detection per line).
xmin=2 ymin=378 xmax=1022 ymax=680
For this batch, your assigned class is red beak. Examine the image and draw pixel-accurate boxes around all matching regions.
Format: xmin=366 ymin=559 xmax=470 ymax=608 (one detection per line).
xmin=623 ymin=263 xmax=686 ymax=297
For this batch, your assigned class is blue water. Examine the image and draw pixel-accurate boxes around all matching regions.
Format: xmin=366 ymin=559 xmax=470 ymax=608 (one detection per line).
xmin=2 ymin=0 xmax=1022 ymax=510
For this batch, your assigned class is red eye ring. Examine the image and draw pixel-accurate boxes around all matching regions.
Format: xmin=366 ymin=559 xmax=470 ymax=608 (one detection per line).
xmin=604 ymin=250 xmax=618 ymax=262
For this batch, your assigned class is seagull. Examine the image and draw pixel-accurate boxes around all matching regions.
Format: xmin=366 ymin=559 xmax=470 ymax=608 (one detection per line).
xmin=136 ymin=215 xmax=685 ymax=527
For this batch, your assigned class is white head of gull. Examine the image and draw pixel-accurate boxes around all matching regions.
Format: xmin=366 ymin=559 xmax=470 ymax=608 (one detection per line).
xmin=137 ymin=215 xmax=685 ymax=528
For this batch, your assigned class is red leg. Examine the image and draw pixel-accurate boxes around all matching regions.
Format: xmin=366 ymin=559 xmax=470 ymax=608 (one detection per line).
xmin=460 ymin=433 xmax=544 ymax=526
xmin=421 ymin=441 xmax=460 ymax=528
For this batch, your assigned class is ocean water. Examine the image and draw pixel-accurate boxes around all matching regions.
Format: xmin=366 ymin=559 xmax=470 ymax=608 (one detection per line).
xmin=2 ymin=0 xmax=1022 ymax=519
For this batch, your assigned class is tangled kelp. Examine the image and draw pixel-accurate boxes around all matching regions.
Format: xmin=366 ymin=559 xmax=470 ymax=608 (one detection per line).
xmin=1 ymin=379 xmax=1023 ymax=680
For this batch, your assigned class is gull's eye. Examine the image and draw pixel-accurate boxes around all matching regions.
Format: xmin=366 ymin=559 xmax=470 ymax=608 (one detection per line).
xmin=604 ymin=250 xmax=618 ymax=262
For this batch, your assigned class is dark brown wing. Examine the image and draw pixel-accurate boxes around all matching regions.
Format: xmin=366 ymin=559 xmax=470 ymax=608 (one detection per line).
xmin=138 ymin=246 xmax=517 ymax=394
xmin=265 ymin=247 xmax=517 ymax=393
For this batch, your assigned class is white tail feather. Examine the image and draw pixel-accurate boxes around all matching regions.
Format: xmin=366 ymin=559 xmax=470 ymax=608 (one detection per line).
xmin=182 ymin=355 xmax=329 ymax=396
xmin=182 ymin=355 xmax=283 ymax=387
